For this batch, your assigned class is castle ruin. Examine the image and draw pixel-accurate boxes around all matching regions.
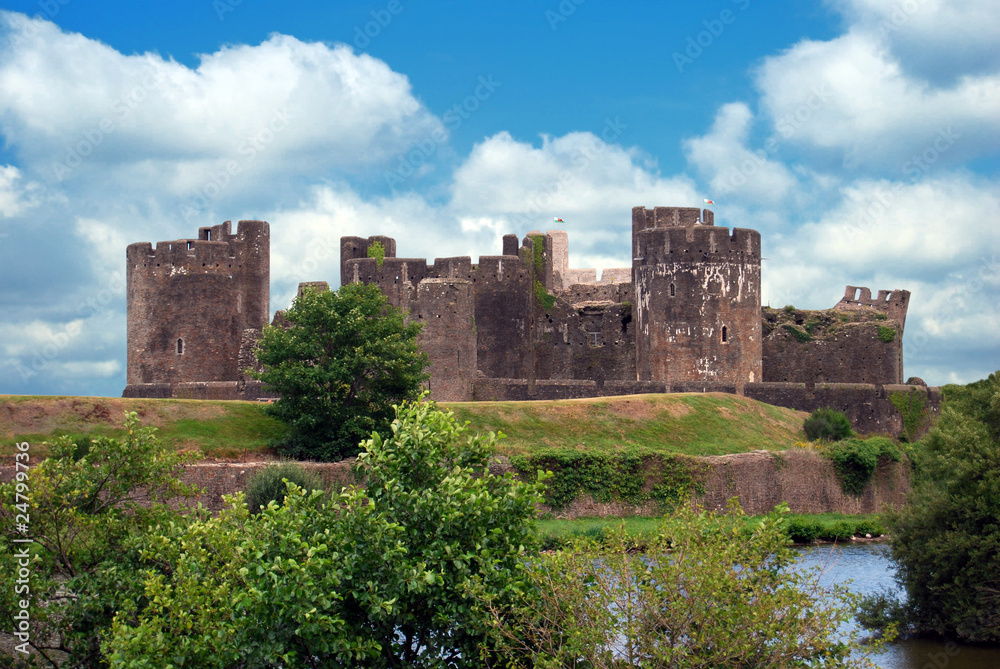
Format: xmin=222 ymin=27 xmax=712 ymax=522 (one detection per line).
xmin=123 ymin=206 xmax=933 ymax=435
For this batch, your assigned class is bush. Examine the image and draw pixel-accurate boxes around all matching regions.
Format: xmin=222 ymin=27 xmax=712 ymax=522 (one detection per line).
xmin=827 ymin=437 xmax=901 ymax=496
xmin=785 ymin=517 xmax=822 ymax=543
xmin=821 ymin=520 xmax=858 ymax=541
xmin=803 ymin=407 xmax=853 ymax=441
xmin=243 ymin=461 xmax=325 ymax=513
xmin=481 ymin=502 xmax=890 ymax=667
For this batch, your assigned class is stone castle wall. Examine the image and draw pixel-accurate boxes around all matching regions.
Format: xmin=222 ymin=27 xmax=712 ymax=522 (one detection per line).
xmin=125 ymin=220 xmax=270 ymax=394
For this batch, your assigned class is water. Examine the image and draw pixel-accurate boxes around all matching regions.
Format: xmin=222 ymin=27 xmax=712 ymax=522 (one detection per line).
xmin=796 ymin=543 xmax=1000 ymax=669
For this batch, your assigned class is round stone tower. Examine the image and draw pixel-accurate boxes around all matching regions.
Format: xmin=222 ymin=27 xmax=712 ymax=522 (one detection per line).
xmin=632 ymin=206 xmax=761 ymax=387
xmin=125 ymin=220 xmax=270 ymax=390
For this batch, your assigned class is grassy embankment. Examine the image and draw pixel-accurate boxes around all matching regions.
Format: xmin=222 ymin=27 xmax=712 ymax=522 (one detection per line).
xmin=1 ymin=392 xmax=807 ymax=462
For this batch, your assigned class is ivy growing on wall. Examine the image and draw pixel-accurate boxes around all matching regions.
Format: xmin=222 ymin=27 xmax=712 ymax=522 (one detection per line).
xmin=824 ymin=437 xmax=902 ymax=496
xmin=509 ymin=449 xmax=708 ymax=511
xmin=782 ymin=324 xmax=812 ymax=343
xmin=877 ymin=325 xmax=896 ymax=342
xmin=530 ymin=234 xmax=557 ymax=309
xmin=889 ymin=389 xmax=929 ymax=442
xmin=367 ymin=240 xmax=386 ymax=267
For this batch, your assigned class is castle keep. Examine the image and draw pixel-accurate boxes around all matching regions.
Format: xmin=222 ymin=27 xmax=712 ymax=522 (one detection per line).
xmin=123 ymin=206 xmax=933 ymax=436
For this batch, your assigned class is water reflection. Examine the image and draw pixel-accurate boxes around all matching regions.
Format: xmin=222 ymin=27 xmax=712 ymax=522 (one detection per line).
xmin=795 ymin=543 xmax=1000 ymax=669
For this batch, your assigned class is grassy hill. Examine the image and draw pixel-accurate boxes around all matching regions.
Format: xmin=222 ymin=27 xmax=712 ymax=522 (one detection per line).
xmin=0 ymin=392 xmax=808 ymax=462
xmin=447 ymin=393 xmax=807 ymax=457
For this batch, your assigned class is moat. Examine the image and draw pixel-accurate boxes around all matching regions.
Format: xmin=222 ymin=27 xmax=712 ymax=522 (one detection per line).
xmin=797 ymin=543 xmax=1000 ymax=668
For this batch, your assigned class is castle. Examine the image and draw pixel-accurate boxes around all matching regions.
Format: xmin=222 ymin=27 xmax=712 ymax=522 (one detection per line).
xmin=123 ymin=206 xmax=932 ymax=435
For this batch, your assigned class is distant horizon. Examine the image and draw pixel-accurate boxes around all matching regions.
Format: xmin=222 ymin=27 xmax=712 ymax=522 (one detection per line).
xmin=0 ymin=0 xmax=997 ymax=397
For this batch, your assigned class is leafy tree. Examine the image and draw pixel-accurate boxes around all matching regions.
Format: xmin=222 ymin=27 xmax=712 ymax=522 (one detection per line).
xmin=104 ymin=400 xmax=547 ymax=667
xmin=0 ymin=414 xmax=200 ymax=667
xmin=803 ymin=406 xmax=853 ymax=442
xmin=876 ymin=372 xmax=1000 ymax=641
xmin=252 ymin=283 xmax=429 ymax=461
xmin=480 ymin=501 xmax=889 ymax=668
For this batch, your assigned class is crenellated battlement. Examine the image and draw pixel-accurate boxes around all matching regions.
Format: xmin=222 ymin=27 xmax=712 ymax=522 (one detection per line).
xmin=835 ymin=285 xmax=911 ymax=331
xmin=633 ymin=225 xmax=760 ymax=265
xmin=128 ymin=220 xmax=269 ymax=276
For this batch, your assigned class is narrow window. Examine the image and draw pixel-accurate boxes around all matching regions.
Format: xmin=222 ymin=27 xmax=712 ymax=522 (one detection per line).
xmin=176 ymin=338 xmax=184 ymax=355
xmin=206 ymin=230 xmax=212 ymax=241
xmin=187 ymin=241 xmax=193 ymax=250
xmin=670 ymin=283 xmax=676 ymax=297
xmin=721 ymin=326 xmax=728 ymax=343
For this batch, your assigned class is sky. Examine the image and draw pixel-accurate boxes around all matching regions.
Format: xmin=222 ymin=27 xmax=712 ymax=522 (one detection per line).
xmin=0 ymin=0 xmax=997 ymax=397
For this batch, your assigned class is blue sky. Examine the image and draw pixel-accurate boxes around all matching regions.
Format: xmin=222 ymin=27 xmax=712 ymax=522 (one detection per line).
xmin=0 ymin=0 xmax=997 ymax=397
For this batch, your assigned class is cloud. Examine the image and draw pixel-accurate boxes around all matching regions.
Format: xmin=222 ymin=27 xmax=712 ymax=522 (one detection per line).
xmin=683 ymin=102 xmax=799 ymax=204
xmin=834 ymin=0 xmax=1000 ymax=81
xmin=0 ymin=11 xmax=443 ymax=190
xmin=754 ymin=29 xmax=1000 ymax=169
xmin=0 ymin=165 xmax=41 ymax=217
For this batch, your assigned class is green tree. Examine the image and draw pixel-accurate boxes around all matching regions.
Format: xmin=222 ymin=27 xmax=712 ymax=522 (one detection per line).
xmin=880 ymin=372 xmax=1000 ymax=641
xmin=803 ymin=406 xmax=853 ymax=442
xmin=0 ymin=414 xmax=200 ymax=667
xmin=480 ymin=501 xmax=888 ymax=668
xmin=104 ymin=400 xmax=547 ymax=667
xmin=252 ymin=282 xmax=428 ymax=461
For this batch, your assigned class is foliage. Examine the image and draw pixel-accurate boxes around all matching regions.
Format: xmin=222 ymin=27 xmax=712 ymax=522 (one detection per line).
xmin=877 ymin=325 xmax=897 ymax=342
xmin=785 ymin=517 xmax=822 ymax=543
xmin=366 ymin=239 xmax=386 ymax=267
xmin=479 ymin=501 xmax=890 ymax=668
xmin=0 ymin=413 xmax=201 ymax=667
xmin=243 ymin=460 xmax=325 ymax=513
xmin=510 ymin=449 xmax=705 ymax=511
xmin=252 ymin=282 xmax=428 ymax=461
xmin=879 ymin=372 xmax=1000 ymax=642
xmin=826 ymin=436 xmax=901 ymax=496
xmin=803 ymin=406 xmax=853 ymax=442
xmin=889 ymin=388 xmax=929 ymax=442
xmin=104 ymin=400 xmax=548 ymax=667
xmin=782 ymin=323 xmax=812 ymax=342
xmin=529 ymin=233 xmax=556 ymax=309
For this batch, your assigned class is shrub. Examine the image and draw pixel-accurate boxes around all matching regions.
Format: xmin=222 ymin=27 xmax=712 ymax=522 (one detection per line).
xmin=827 ymin=437 xmax=901 ymax=496
xmin=243 ymin=461 xmax=325 ymax=513
xmin=803 ymin=407 xmax=853 ymax=442
xmin=481 ymin=502 xmax=890 ymax=667
xmin=785 ymin=517 xmax=822 ymax=543
xmin=852 ymin=518 xmax=885 ymax=537
xmin=822 ymin=520 xmax=858 ymax=541
xmin=782 ymin=323 xmax=812 ymax=342
xmin=877 ymin=325 xmax=896 ymax=342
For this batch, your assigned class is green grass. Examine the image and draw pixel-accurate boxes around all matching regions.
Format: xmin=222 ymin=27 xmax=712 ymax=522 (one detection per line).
xmin=444 ymin=393 xmax=806 ymax=457
xmin=1 ymin=396 xmax=286 ymax=460
xmin=535 ymin=512 xmax=886 ymax=549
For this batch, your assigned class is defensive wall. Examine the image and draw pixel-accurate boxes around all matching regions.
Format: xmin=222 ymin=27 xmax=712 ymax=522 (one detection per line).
xmin=124 ymin=220 xmax=269 ymax=396
xmin=120 ymin=206 xmax=926 ymax=440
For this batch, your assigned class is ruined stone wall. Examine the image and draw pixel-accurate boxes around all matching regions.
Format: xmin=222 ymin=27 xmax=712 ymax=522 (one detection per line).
xmin=532 ymin=300 xmax=636 ymax=383
xmin=633 ymin=209 xmax=761 ymax=388
xmin=125 ymin=220 xmax=270 ymax=393
xmin=410 ymin=279 xmax=477 ymax=401
xmin=762 ymin=295 xmax=907 ymax=385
